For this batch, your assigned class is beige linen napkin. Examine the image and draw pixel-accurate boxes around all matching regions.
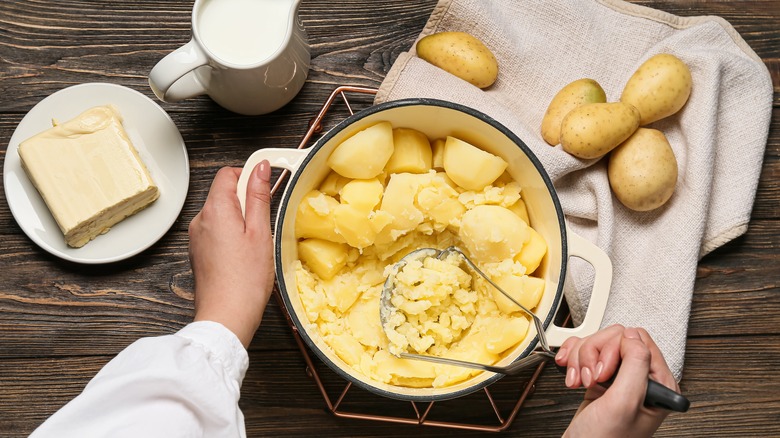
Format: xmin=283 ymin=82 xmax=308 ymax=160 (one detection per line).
xmin=375 ymin=0 xmax=773 ymax=379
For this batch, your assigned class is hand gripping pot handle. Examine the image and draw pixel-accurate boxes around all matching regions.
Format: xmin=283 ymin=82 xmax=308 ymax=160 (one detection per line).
xmin=148 ymin=39 xmax=210 ymax=103
xmin=544 ymin=230 xmax=613 ymax=347
xmin=237 ymin=148 xmax=309 ymax=217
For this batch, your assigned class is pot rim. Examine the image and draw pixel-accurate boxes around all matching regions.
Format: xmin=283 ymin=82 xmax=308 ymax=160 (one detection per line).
xmin=273 ymin=98 xmax=568 ymax=401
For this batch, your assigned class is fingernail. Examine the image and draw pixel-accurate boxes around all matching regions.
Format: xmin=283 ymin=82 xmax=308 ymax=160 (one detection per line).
xmin=581 ymin=367 xmax=592 ymax=387
xmin=594 ymin=361 xmax=604 ymax=380
xmin=565 ymin=367 xmax=576 ymax=387
xmin=624 ymin=327 xmax=641 ymax=339
xmin=555 ymin=347 xmax=567 ymax=362
xmin=256 ymin=160 xmax=271 ymax=182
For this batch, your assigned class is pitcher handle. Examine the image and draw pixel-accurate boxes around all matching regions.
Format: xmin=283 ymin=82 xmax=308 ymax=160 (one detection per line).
xmin=148 ymin=39 xmax=209 ymax=102
xmin=237 ymin=148 xmax=309 ymax=217
xmin=544 ymin=230 xmax=613 ymax=347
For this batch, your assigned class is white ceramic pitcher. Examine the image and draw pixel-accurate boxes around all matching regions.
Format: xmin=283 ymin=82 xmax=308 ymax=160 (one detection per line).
xmin=148 ymin=0 xmax=309 ymax=115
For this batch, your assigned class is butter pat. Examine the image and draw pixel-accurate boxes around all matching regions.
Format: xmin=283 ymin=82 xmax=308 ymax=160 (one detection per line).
xmin=18 ymin=105 xmax=159 ymax=248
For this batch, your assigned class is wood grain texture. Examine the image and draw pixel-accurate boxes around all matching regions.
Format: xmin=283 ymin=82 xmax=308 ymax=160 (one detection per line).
xmin=0 ymin=0 xmax=778 ymax=436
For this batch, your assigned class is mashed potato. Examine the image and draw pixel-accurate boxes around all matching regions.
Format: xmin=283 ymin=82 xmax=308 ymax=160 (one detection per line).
xmin=383 ymin=253 xmax=477 ymax=358
xmin=294 ymin=125 xmax=548 ymax=388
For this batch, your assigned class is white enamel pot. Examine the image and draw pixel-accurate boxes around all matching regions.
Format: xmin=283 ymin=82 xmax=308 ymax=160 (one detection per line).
xmin=237 ymin=99 xmax=612 ymax=402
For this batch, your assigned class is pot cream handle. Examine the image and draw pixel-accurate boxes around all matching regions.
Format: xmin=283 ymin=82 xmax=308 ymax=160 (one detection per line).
xmin=544 ymin=230 xmax=613 ymax=347
xmin=237 ymin=148 xmax=309 ymax=217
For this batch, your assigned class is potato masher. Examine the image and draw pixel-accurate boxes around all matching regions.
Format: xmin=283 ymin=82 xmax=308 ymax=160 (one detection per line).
xmin=380 ymin=246 xmax=557 ymax=372
xmin=380 ymin=246 xmax=690 ymax=412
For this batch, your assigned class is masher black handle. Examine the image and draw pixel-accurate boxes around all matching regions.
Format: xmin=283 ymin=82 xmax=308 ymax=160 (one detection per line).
xmin=555 ymin=364 xmax=690 ymax=412
xmin=643 ymin=379 xmax=690 ymax=412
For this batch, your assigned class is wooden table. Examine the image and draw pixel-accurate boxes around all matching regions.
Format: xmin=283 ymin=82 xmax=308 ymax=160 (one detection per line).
xmin=0 ymin=1 xmax=777 ymax=436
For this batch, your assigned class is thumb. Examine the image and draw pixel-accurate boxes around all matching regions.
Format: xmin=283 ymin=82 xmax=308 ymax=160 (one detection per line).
xmin=243 ymin=160 xmax=272 ymax=232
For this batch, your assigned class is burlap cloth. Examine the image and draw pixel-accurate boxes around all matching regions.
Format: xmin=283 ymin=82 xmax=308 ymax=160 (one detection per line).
xmin=375 ymin=0 xmax=773 ymax=379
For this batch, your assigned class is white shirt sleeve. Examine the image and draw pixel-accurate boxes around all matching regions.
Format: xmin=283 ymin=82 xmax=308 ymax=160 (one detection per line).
xmin=30 ymin=321 xmax=249 ymax=438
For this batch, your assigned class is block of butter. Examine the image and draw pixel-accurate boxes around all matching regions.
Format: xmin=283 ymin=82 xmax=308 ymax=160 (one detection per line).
xmin=18 ymin=105 xmax=159 ymax=248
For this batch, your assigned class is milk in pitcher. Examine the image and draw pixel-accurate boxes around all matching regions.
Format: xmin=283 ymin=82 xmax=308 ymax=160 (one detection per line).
xmin=197 ymin=0 xmax=292 ymax=66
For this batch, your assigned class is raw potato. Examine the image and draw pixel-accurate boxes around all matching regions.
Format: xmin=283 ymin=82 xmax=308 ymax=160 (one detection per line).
xmin=541 ymin=78 xmax=607 ymax=145
xmin=621 ymin=53 xmax=692 ymax=125
xmin=328 ymin=121 xmax=394 ymax=179
xmin=560 ymin=102 xmax=640 ymax=159
xmin=416 ymin=31 xmax=498 ymax=88
xmin=608 ymin=128 xmax=678 ymax=211
xmin=443 ymin=136 xmax=507 ymax=190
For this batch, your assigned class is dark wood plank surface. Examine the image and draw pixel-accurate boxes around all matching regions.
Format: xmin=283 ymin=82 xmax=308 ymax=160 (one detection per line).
xmin=1 ymin=0 xmax=778 ymax=436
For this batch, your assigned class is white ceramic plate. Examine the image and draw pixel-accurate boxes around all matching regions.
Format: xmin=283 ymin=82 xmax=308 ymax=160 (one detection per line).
xmin=3 ymin=83 xmax=189 ymax=264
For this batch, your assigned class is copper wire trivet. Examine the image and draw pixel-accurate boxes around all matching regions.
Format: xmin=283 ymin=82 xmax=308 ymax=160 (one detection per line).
xmin=269 ymin=85 xmax=555 ymax=432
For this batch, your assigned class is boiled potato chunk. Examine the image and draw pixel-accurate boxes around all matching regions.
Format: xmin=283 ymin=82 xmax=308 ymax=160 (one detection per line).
xmin=415 ymin=173 xmax=464 ymax=228
xmin=436 ymin=330 xmax=499 ymax=386
xmin=443 ymin=136 xmax=507 ymax=191
xmin=417 ymin=185 xmax=466 ymax=231
xmin=328 ymin=121 xmax=394 ymax=179
xmin=334 ymin=204 xmax=376 ymax=249
xmin=446 ymin=318 xmax=507 ymax=359
xmin=326 ymin=333 xmax=364 ymax=367
xmin=436 ymin=171 xmax=458 ymax=189
xmin=507 ymin=198 xmax=530 ymax=225
xmin=368 ymin=210 xmax=394 ymax=234
xmin=621 ymin=53 xmax=692 ymax=126
xmin=375 ymin=173 xmax=427 ymax=243
xmin=298 ymin=238 xmax=349 ymax=280
xmin=322 ymin=272 xmax=362 ymax=313
xmin=339 ymin=178 xmax=384 ymax=212
xmin=560 ymin=102 xmax=640 ymax=159
xmin=416 ymin=31 xmax=499 ymax=88
xmin=491 ymin=274 xmax=545 ymax=314
xmin=431 ymin=138 xmax=446 ymax=169
xmin=319 ymin=171 xmax=351 ymax=197
xmin=347 ymin=299 xmax=384 ymax=348
xmin=608 ymin=128 xmax=678 ymax=211
xmin=295 ymin=190 xmax=346 ymax=243
xmin=459 ymin=205 xmax=529 ymax=263
xmin=370 ymin=350 xmax=436 ymax=388
xmin=384 ymin=128 xmax=432 ymax=174
xmin=541 ymin=78 xmax=607 ymax=145
xmin=514 ymin=227 xmax=547 ymax=274
xmin=493 ymin=171 xmax=515 ymax=186
xmin=483 ymin=316 xmax=530 ymax=355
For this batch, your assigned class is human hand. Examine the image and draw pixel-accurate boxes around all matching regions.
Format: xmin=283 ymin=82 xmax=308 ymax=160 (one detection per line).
xmin=189 ymin=162 xmax=275 ymax=348
xmin=555 ymin=325 xmax=679 ymax=438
